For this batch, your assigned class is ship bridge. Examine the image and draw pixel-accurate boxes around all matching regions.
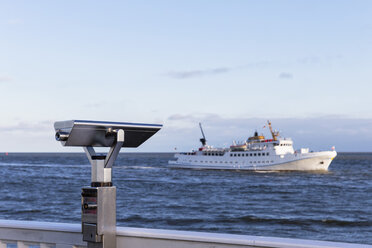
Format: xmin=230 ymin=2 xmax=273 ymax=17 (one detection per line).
xmin=274 ymin=138 xmax=294 ymax=155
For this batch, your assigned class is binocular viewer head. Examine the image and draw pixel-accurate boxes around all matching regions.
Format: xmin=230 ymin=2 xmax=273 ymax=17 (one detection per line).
xmin=54 ymin=120 xmax=162 ymax=148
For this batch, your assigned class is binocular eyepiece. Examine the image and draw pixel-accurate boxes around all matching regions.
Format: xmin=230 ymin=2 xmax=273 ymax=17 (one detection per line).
xmin=55 ymin=131 xmax=69 ymax=141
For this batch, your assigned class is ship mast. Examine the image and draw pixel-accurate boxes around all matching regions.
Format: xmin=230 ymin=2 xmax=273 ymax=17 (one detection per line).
xmin=267 ymin=120 xmax=279 ymax=141
xmin=199 ymin=123 xmax=207 ymax=146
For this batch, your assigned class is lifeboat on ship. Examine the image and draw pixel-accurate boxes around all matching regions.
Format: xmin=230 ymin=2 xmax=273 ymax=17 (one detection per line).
xmin=230 ymin=142 xmax=247 ymax=151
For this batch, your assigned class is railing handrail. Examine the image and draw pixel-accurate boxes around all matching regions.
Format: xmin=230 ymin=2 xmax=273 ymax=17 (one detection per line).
xmin=1 ymin=219 xmax=371 ymax=248
xmin=0 ymin=219 xmax=80 ymax=233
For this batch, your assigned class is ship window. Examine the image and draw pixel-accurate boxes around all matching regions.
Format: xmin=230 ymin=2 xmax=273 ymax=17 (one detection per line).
xmin=267 ymin=152 xmax=269 ymax=155
xmin=254 ymin=153 xmax=257 ymax=156
xmin=250 ymin=153 xmax=253 ymax=157
xmin=230 ymin=154 xmax=232 ymax=157
xmin=258 ymin=153 xmax=261 ymax=156
xmin=238 ymin=154 xmax=241 ymax=157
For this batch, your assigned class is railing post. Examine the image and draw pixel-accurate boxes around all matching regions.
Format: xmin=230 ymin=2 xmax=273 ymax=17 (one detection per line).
xmin=16 ymin=241 xmax=27 ymax=248
xmin=0 ymin=240 xmax=7 ymax=248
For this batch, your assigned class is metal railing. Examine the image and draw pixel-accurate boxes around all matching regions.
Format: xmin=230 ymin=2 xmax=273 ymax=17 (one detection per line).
xmin=0 ymin=219 xmax=371 ymax=248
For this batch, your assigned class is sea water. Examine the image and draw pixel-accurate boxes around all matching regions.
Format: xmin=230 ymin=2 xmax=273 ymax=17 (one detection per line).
xmin=0 ymin=152 xmax=371 ymax=244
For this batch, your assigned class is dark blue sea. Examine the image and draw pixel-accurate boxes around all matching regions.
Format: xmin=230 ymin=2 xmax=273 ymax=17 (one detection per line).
xmin=0 ymin=152 xmax=371 ymax=245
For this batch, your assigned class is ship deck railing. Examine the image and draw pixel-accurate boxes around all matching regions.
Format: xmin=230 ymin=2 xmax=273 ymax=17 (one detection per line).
xmin=0 ymin=219 xmax=371 ymax=248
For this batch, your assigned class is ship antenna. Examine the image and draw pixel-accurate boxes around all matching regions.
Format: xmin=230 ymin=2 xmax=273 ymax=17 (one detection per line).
xmin=199 ymin=122 xmax=207 ymax=146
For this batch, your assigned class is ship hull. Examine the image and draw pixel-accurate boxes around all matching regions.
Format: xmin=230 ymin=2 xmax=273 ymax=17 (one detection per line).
xmin=168 ymin=151 xmax=336 ymax=171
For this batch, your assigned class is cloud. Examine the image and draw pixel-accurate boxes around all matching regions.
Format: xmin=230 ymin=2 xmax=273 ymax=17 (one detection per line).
xmin=165 ymin=60 xmax=275 ymax=80
xmin=84 ymin=101 xmax=108 ymax=108
xmin=279 ymin=72 xmax=293 ymax=79
xmin=0 ymin=76 xmax=13 ymax=83
xmin=168 ymin=113 xmax=220 ymax=122
xmin=167 ymin=67 xmax=231 ymax=79
xmin=297 ymin=56 xmax=321 ymax=65
xmin=7 ymin=19 xmax=23 ymax=25
xmin=0 ymin=120 xmax=52 ymax=134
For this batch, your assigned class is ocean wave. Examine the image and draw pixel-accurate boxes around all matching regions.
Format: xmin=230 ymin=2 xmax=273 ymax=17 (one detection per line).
xmin=218 ymin=215 xmax=372 ymax=227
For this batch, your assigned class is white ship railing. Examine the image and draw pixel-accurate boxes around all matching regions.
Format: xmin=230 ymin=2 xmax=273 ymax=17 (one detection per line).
xmin=0 ymin=219 xmax=371 ymax=248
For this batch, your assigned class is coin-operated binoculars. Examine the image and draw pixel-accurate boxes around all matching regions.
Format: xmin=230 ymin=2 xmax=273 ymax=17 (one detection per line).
xmin=54 ymin=120 xmax=162 ymax=248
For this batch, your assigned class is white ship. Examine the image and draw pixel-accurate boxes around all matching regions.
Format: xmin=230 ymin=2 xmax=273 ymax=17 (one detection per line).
xmin=168 ymin=121 xmax=337 ymax=171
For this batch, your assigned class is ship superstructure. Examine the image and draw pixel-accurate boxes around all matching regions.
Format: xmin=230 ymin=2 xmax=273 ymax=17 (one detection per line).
xmin=168 ymin=121 xmax=337 ymax=171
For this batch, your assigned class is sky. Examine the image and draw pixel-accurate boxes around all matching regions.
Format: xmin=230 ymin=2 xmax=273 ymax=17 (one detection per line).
xmin=0 ymin=1 xmax=371 ymax=152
